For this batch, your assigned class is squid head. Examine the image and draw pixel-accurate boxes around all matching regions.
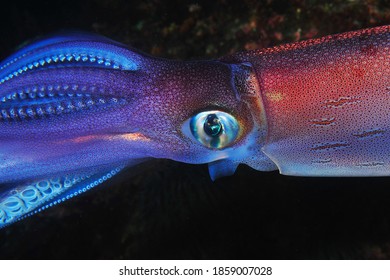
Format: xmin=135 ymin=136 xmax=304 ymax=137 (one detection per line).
xmin=122 ymin=58 xmax=275 ymax=180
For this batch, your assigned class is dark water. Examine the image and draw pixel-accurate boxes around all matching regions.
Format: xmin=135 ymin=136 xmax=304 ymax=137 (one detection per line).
xmin=0 ymin=0 xmax=389 ymax=259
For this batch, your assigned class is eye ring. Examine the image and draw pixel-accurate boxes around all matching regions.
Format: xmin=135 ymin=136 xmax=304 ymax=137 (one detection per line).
xmin=184 ymin=110 xmax=240 ymax=149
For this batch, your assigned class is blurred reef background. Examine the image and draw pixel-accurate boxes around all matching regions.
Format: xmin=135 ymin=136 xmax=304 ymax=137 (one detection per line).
xmin=0 ymin=0 xmax=390 ymax=259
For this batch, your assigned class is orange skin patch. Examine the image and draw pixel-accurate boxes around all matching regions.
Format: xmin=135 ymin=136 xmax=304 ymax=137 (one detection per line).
xmin=310 ymin=118 xmax=335 ymax=126
xmin=69 ymin=132 xmax=150 ymax=143
xmin=324 ymin=97 xmax=360 ymax=108
xmin=352 ymin=129 xmax=385 ymax=138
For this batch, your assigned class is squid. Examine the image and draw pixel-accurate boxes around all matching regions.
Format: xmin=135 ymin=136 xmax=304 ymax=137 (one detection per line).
xmin=0 ymin=25 xmax=389 ymax=228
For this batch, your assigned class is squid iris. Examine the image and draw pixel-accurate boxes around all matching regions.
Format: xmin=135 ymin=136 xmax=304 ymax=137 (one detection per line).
xmin=186 ymin=111 xmax=240 ymax=149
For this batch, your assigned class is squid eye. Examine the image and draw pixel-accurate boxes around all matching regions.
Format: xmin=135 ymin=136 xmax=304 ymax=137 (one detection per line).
xmin=187 ymin=110 xmax=239 ymax=149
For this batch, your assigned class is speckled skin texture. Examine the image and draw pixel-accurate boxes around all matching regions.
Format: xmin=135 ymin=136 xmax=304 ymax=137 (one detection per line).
xmin=0 ymin=26 xmax=389 ymax=228
xmin=228 ymin=26 xmax=390 ymax=176
xmin=3 ymin=27 xmax=388 ymax=184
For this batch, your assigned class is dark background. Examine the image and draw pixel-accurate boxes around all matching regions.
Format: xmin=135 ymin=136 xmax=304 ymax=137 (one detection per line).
xmin=0 ymin=0 xmax=389 ymax=259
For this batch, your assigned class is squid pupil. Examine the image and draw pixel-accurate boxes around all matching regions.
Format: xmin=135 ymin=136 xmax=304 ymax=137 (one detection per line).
xmin=203 ymin=114 xmax=222 ymax=137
